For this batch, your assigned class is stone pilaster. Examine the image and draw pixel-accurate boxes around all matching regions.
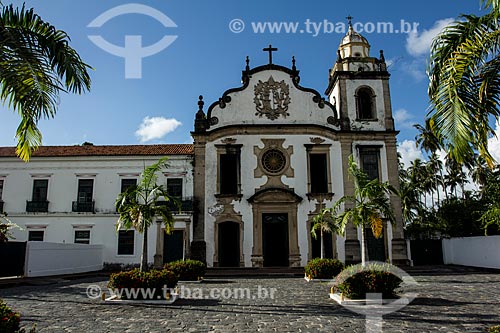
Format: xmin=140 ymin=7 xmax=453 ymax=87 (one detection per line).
xmin=386 ymin=137 xmax=409 ymax=265
xmin=382 ymin=78 xmax=395 ymax=131
xmin=190 ymin=134 xmax=207 ymax=264
xmin=153 ymin=220 xmax=163 ymax=268
xmin=340 ymin=136 xmax=360 ymax=264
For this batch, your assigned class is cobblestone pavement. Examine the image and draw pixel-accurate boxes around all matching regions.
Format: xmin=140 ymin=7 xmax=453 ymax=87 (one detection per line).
xmin=0 ymin=267 xmax=499 ymax=332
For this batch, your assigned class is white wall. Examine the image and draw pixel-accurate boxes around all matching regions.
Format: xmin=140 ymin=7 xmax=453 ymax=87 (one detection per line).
xmin=25 ymin=242 xmax=104 ymax=277
xmin=442 ymin=236 xmax=500 ymax=269
xmin=1 ymin=154 xmax=194 ymax=266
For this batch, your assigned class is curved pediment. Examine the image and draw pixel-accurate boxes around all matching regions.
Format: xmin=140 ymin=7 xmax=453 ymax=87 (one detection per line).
xmin=205 ymin=64 xmax=339 ymax=131
xmin=247 ymin=187 xmax=302 ymax=204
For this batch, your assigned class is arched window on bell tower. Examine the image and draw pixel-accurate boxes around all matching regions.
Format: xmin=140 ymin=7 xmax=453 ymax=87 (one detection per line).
xmin=356 ymin=87 xmax=376 ymax=120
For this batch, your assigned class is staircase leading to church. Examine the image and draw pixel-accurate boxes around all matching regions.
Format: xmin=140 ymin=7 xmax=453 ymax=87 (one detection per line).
xmin=206 ymin=267 xmax=304 ymax=278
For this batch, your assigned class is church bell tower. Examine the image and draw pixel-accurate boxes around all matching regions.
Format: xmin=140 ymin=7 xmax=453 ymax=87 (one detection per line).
xmin=325 ymin=18 xmax=395 ymax=132
xmin=324 ymin=19 xmax=408 ymax=265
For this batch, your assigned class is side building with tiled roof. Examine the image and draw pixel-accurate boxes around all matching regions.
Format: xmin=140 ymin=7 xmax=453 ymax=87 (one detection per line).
xmin=0 ymin=144 xmax=194 ymax=268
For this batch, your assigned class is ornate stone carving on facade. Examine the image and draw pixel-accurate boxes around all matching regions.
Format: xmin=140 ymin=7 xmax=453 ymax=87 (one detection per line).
xmin=309 ymin=137 xmax=326 ymax=144
xmin=312 ymin=95 xmax=325 ymax=109
xmin=212 ymin=197 xmax=242 ymax=222
xmin=254 ymin=139 xmax=294 ymax=190
xmin=208 ymin=203 xmax=224 ymax=217
xmin=254 ymin=76 xmax=291 ymax=120
xmin=221 ymin=138 xmax=237 ymax=145
xmin=219 ymin=95 xmax=232 ymax=109
xmin=209 ymin=117 xmax=219 ymax=126
xmin=328 ymin=116 xmax=340 ymax=127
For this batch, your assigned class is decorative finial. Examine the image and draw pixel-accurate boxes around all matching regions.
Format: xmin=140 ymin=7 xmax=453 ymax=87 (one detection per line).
xmin=263 ymin=44 xmax=278 ymax=65
xmin=194 ymin=95 xmax=207 ymax=132
xmin=197 ymin=95 xmax=204 ymax=113
xmin=346 ymin=15 xmax=353 ymax=28
xmin=379 ymin=50 xmax=385 ymax=62
xmin=245 ymin=56 xmax=250 ymax=71
xmin=292 ymin=56 xmax=296 ymax=71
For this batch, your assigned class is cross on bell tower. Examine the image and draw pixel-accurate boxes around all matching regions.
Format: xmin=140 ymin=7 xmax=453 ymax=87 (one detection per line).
xmin=346 ymin=15 xmax=353 ymax=27
xmin=263 ymin=44 xmax=278 ymax=64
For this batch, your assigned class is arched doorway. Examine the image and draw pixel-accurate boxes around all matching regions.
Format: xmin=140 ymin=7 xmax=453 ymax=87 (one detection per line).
xmin=248 ymin=188 xmax=302 ymax=267
xmin=217 ymin=221 xmax=240 ymax=267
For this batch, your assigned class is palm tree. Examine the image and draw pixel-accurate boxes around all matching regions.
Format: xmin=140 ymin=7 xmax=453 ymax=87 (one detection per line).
xmin=336 ymin=156 xmax=397 ymax=266
xmin=0 ymin=214 xmax=16 ymax=243
xmin=426 ymin=153 xmax=444 ymax=205
xmin=0 ymin=4 xmax=91 ymax=161
xmin=408 ymin=159 xmax=426 ymax=205
xmin=427 ymin=0 xmax=500 ymax=167
xmin=469 ymin=155 xmax=492 ymax=189
xmin=116 ymin=157 xmax=177 ymax=272
xmin=398 ymin=171 xmax=422 ymax=226
xmin=311 ymin=201 xmax=344 ymax=259
xmin=414 ymin=119 xmax=443 ymax=155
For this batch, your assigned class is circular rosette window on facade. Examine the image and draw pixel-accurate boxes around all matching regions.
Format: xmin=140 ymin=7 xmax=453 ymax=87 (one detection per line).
xmin=261 ymin=149 xmax=287 ymax=174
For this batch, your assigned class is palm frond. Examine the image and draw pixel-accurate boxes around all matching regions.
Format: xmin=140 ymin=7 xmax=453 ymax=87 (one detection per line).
xmin=0 ymin=4 xmax=91 ymax=161
xmin=428 ymin=11 xmax=500 ymax=166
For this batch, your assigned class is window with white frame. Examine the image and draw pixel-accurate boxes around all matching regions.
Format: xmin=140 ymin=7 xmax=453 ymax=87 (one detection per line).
xmin=74 ymin=230 xmax=91 ymax=244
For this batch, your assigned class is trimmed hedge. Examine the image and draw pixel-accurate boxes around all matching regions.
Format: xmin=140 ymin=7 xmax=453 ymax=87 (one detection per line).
xmin=164 ymin=259 xmax=206 ymax=281
xmin=304 ymin=258 xmax=344 ymax=280
xmin=333 ymin=263 xmax=402 ymax=299
xmin=108 ymin=269 xmax=178 ymax=299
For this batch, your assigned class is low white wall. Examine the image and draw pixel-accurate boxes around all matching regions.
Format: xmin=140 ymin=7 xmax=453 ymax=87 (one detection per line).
xmin=442 ymin=236 xmax=500 ymax=269
xmin=25 ymin=242 xmax=103 ymax=277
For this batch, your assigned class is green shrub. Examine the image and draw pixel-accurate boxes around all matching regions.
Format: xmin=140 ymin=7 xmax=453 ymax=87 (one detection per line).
xmin=0 ymin=300 xmax=21 ymax=332
xmin=304 ymin=258 xmax=344 ymax=280
xmin=107 ymin=269 xmax=178 ymax=299
xmin=489 ymin=325 xmax=500 ymax=333
xmin=334 ymin=263 xmax=402 ymax=299
xmin=0 ymin=300 xmax=35 ymax=332
xmin=164 ymin=259 xmax=206 ymax=281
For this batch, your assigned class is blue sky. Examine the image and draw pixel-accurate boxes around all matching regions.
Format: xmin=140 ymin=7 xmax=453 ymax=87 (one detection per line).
xmin=0 ymin=0 xmax=485 ymax=154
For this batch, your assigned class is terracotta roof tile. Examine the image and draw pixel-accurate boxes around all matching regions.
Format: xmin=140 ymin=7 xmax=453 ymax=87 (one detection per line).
xmin=0 ymin=144 xmax=194 ymax=158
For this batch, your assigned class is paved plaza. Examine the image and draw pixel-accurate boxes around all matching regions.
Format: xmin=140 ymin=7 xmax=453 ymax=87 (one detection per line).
xmin=0 ymin=266 xmax=499 ymax=332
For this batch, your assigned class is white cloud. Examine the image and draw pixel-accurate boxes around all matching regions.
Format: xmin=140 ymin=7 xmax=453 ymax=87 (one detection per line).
xmin=397 ymin=140 xmax=425 ymax=168
xmin=394 ymin=109 xmax=415 ymax=129
xmin=401 ymin=60 xmax=427 ymax=82
xmin=406 ymin=18 xmax=454 ymax=57
xmin=135 ymin=116 xmax=182 ymax=143
xmin=488 ymin=121 xmax=500 ymax=163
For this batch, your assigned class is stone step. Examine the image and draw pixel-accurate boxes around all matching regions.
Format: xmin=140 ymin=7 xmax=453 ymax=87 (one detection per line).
xmin=206 ymin=267 xmax=304 ymax=277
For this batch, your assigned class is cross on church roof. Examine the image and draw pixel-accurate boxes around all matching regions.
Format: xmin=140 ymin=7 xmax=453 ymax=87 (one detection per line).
xmin=346 ymin=15 xmax=353 ymax=27
xmin=263 ymin=44 xmax=278 ymax=65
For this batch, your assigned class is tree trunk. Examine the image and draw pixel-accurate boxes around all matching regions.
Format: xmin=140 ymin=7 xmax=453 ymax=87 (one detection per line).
xmin=361 ymin=227 xmax=366 ymax=267
xmin=436 ymin=178 xmax=440 ymax=205
xmin=320 ymin=229 xmax=324 ymax=259
xmin=140 ymin=224 xmax=148 ymax=272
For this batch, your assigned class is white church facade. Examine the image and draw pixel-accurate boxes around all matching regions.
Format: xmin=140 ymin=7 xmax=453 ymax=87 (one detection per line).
xmin=0 ymin=25 xmax=408 ymax=268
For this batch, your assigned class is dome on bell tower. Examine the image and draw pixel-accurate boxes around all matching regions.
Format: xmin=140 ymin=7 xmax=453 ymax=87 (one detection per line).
xmin=338 ymin=18 xmax=370 ymax=59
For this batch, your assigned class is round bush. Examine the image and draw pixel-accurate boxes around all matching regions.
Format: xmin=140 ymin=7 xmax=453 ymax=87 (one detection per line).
xmin=333 ymin=263 xmax=402 ymax=299
xmin=304 ymin=258 xmax=344 ymax=279
xmin=164 ymin=259 xmax=206 ymax=281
